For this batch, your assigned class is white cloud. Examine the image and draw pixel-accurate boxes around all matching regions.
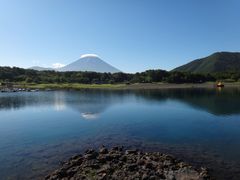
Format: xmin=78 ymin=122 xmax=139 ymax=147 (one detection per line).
xmin=52 ymin=63 xmax=65 ymax=69
xmin=80 ymin=54 xmax=99 ymax=58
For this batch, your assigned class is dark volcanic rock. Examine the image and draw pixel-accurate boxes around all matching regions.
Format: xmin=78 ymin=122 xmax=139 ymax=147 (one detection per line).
xmin=46 ymin=147 xmax=211 ymax=180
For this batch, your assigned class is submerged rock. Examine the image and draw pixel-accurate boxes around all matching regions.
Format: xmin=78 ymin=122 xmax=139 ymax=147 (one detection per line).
xmin=45 ymin=146 xmax=210 ymax=180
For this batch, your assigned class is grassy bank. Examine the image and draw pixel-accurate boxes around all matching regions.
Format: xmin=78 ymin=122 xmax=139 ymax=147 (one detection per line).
xmin=10 ymin=82 xmax=239 ymax=90
xmin=19 ymin=83 xmax=126 ymax=90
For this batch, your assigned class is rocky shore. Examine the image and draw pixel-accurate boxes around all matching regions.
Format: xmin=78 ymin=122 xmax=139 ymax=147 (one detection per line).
xmin=46 ymin=146 xmax=210 ymax=180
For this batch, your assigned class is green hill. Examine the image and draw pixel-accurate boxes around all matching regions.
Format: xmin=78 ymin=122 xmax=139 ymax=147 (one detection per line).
xmin=173 ymin=52 xmax=240 ymax=73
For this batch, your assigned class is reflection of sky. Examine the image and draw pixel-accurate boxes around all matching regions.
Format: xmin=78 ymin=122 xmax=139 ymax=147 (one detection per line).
xmin=54 ymin=91 xmax=66 ymax=111
xmin=54 ymin=103 xmax=66 ymax=111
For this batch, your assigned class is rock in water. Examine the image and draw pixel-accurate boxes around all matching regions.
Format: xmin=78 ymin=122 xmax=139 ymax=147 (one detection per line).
xmin=45 ymin=146 xmax=210 ymax=180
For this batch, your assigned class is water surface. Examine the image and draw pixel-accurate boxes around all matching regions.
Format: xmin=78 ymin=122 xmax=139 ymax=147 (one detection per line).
xmin=0 ymin=88 xmax=240 ymax=179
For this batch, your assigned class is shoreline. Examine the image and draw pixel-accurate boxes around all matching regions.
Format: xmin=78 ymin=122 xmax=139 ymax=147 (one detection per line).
xmin=1 ymin=82 xmax=239 ymax=91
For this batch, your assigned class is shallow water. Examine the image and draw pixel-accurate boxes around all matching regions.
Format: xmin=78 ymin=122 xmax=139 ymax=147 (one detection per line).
xmin=0 ymin=88 xmax=240 ymax=179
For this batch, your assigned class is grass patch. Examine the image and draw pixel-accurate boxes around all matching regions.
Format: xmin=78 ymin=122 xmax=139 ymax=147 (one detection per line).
xmin=20 ymin=83 xmax=126 ymax=90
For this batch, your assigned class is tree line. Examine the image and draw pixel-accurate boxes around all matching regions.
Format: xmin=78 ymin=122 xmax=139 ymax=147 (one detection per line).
xmin=0 ymin=66 xmax=239 ymax=84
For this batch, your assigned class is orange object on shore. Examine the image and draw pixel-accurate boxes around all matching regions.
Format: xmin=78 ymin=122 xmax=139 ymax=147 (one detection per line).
xmin=216 ymin=82 xmax=224 ymax=87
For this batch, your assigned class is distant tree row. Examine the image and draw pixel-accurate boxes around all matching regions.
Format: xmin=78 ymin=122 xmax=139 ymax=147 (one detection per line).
xmin=0 ymin=66 xmax=239 ymax=84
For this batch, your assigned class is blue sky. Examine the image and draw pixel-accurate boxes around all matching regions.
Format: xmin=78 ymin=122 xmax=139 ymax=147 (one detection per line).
xmin=0 ymin=0 xmax=240 ymax=73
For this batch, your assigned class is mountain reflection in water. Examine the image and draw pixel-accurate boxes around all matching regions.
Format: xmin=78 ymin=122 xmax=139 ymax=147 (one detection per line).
xmin=0 ymin=88 xmax=240 ymax=117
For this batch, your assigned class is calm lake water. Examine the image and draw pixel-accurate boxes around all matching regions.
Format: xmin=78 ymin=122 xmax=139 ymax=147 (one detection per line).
xmin=1 ymin=88 xmax=240 ymax=179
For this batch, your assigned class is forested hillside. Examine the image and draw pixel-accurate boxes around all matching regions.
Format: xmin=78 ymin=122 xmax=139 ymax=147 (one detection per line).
xmin=1 ymin=66 xmax=238 ymax=84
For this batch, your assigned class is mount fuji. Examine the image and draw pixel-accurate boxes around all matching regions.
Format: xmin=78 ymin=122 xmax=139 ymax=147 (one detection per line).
xmin=30 ymin=54 xmax=121 ymax=73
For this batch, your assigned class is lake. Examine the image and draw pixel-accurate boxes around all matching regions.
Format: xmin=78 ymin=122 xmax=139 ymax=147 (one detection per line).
xmin=0 ymin=88 xmax=240 ymax=179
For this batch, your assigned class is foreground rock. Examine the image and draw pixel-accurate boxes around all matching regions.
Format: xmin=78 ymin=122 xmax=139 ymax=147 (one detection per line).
xmin=46 ymin=146 xmax=210 ymax=180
